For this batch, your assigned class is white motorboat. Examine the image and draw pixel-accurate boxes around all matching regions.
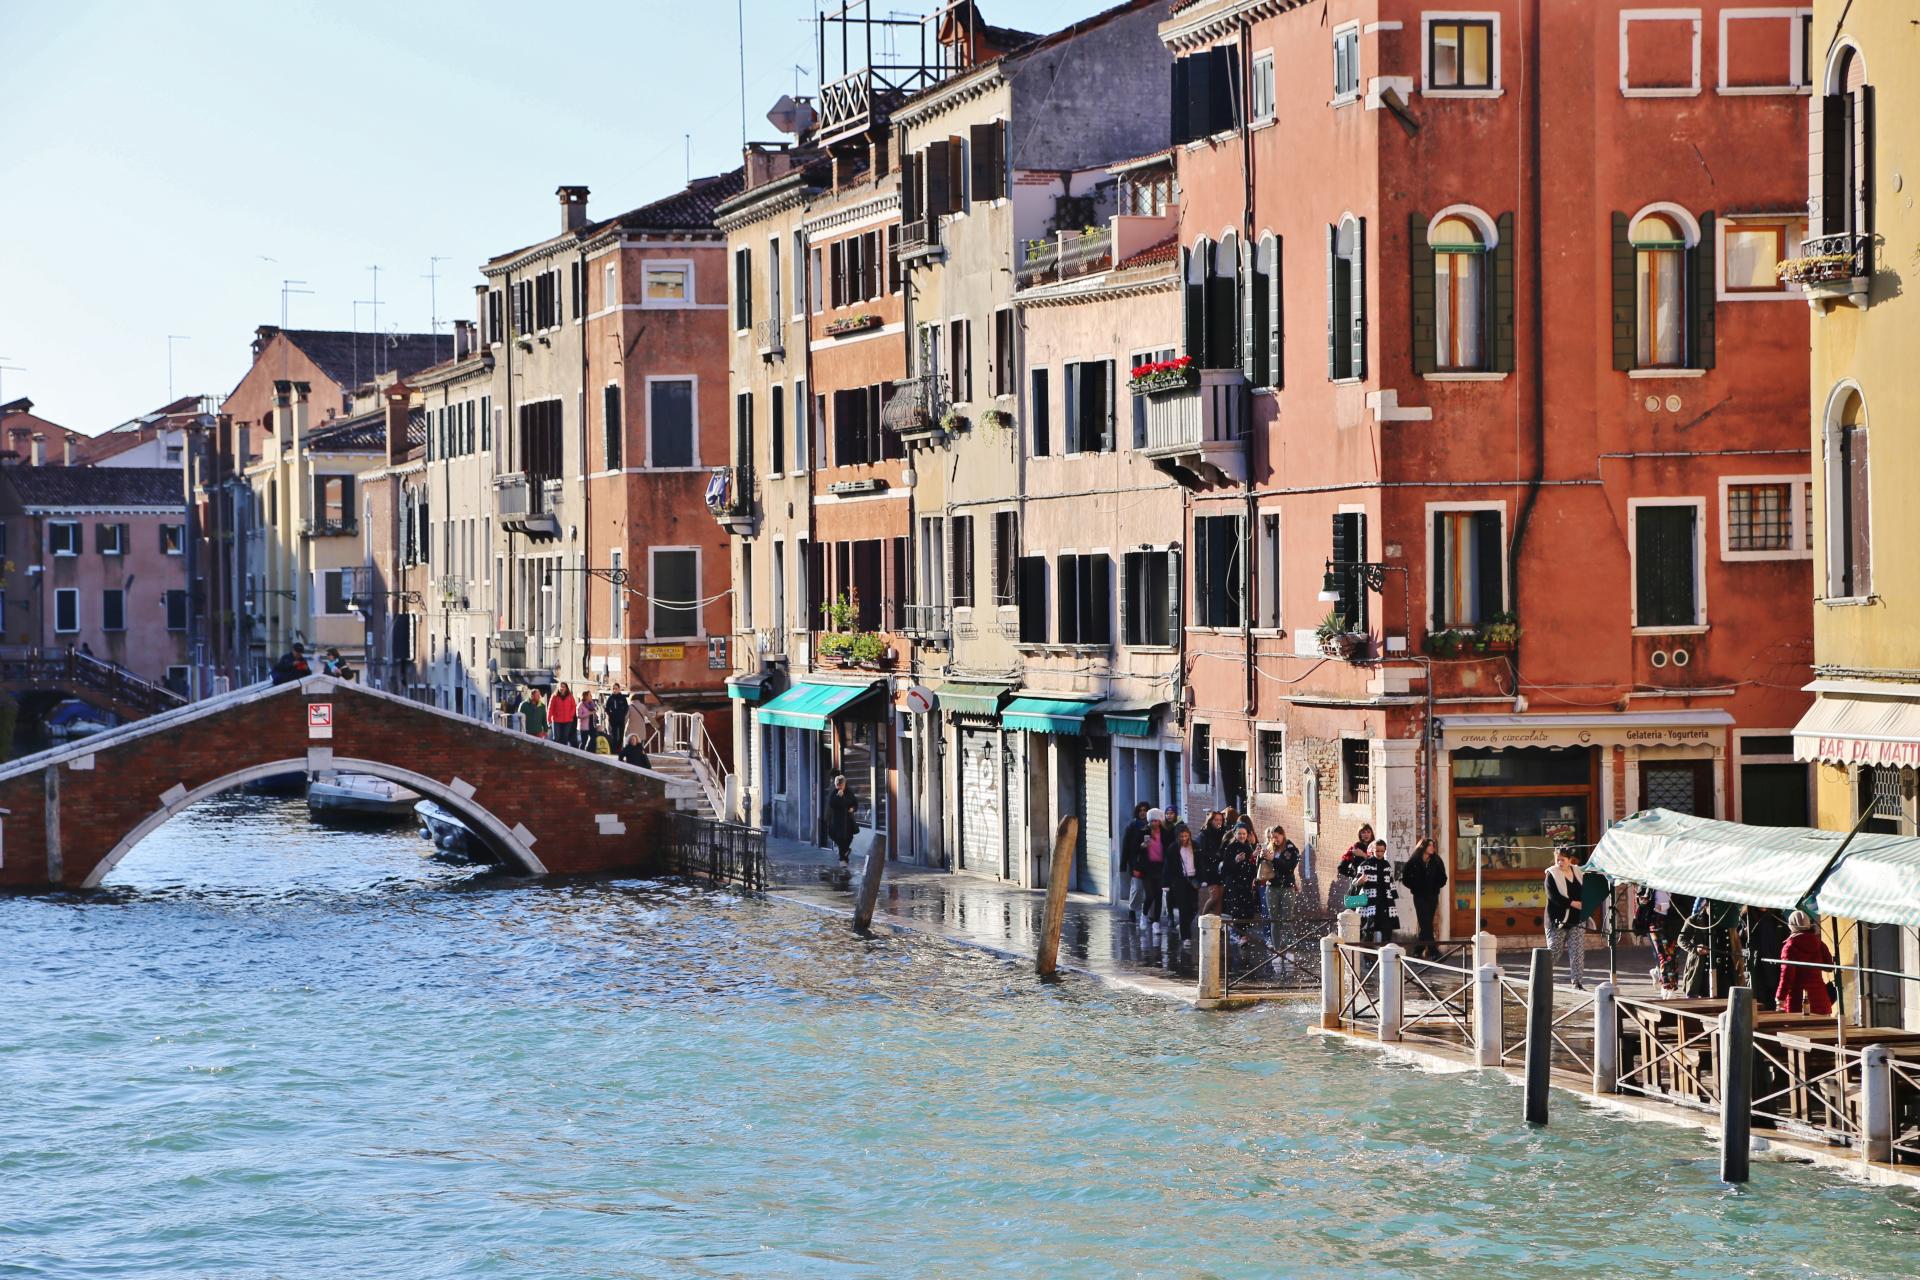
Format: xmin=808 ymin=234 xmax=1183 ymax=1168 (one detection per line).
xmin=415 ymin=798 xmax=483 ymax=860
xmin=307 ymin=772 xmax=419 ymax=821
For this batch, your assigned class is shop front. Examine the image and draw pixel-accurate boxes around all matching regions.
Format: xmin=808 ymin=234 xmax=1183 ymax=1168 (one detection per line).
xmin=753 ymin=678 xmax=888 ymax=851
xmin=1097 ymin=700 xmax=1179 ymax=904
xmin=1438 ymin=711 xmax=1732 ymax=938
xmin=1002 ymin=696 xmax=1099 ymax=891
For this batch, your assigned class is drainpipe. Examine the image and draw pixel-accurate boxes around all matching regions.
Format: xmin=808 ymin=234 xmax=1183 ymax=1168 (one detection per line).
xmin=1505 ymin=0 xmax=1546 ymax=689
xmin=577 ymin=241 xmax=592 ymax=685
xmin=1239 ymin=20 xmax=1257 ymax=726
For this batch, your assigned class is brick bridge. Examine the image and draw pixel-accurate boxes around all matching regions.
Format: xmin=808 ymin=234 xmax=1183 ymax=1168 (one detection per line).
xmin=0 ymin=676 xmax=682 ymax=890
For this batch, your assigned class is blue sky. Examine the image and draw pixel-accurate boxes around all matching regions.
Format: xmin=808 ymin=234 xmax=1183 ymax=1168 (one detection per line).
xmin=0 ymin=0 xmax=1115 ymax=433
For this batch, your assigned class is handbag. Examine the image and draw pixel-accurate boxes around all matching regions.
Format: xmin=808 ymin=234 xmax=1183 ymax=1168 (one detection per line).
xmin=1344 ymin=893 xmax=1368 ymax=909
xmin=1256 ymin=859 xmax=1276 ymax=884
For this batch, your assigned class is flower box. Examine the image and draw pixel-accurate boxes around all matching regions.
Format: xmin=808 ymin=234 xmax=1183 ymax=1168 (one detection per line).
xmin=1777 ymin=254 xmax=1858 ymax=286
xmin=1128 ymin=355 xmax=1196 ymax=395
xmin=826 ymin=314 xmax=882 ymax=337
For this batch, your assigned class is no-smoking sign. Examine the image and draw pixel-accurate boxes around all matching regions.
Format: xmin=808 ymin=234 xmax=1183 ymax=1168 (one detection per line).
xmin=308 ymin=703 xmax=333 ymax=738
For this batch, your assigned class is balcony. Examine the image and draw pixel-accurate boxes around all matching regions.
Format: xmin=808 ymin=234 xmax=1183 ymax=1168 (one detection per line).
xmin=881 ymin=374 xmax=950 ymax=445
xmin=1783 ymin=232 xmax=1871 ymax=309
xmin=756 ymin=315 xmax=785 ymax=360
xmin=494 ymin=628 xmax=527 ymax=673
xmin=299 ymin=517 xmax=358 ymax=538
xmin=898 ymin=218 xmax=942 ymax=263
xmin=1140 ymin=368 xmax=1249 ymax=488
xmin=1017 ymin=225 xmax=1114 ymax=289
xmin=704 ymin=463 xmax=758 ymax=535
xmin=899 ymin=603 xmax=951 ymax=644
xmin=496 ymin=472 xmax=562 ymax=540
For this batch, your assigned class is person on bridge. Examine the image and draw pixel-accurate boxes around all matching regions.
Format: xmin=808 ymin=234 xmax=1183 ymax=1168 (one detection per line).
xmin=270 ymin=644 xmax=310 ymax=685
xmin=604 ymin=683 xmax=629 ymax=747
xmin=618 ymin=733 xmax=650 ymax=769
xmin=1399 ymin=837 xmax=1448 ymax=960
xmin=1776 ymin=910 xmax=1836 ymax=1015
xmin=548 ymin=684 xmax=578 ymax=748
xmin=576 ymin=688 xmax=599 ymax=748
xmin=520 ymin=688 xmax=548 ymax=738
xmin=826 ymin=773 xmax=859 ymax=865
xmin=1351 ymin=838 xmax=1400 ymax=946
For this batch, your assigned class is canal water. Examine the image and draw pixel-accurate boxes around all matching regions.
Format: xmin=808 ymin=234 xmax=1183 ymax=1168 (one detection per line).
xmin=6 ymin=796 xmax=1920 ymax=1278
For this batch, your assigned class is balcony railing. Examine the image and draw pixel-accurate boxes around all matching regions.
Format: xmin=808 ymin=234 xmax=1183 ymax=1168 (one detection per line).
xmin=882 ymin=374 xmax=950 ymax=442
xmin=756 ymin=315 xmax=785 ymax=358
xmin=1783 ymin=233 xmax=1871 ymax=305
xmin=496 ymin=473 xmax=562 ymax=539
xmin=816 ymin=68 xmax=876 ymax=144
xmin=899 ymin=218 xmax=941 ymax=257
xmin=1140 ymin=368 xmax=1250 ymax=489
xmin=300 ymin=517 xmax=358 ymax=538
xmin=1017 ymin=225 xmax=1115 ymax=288
xmin=899 ymin=603 xmax=952 ymax=642
xmin=705 ymin=463 xmax=758 ymax=532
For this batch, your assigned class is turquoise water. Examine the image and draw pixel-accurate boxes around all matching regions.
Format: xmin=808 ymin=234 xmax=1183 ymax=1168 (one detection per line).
xmin=6 ymin=796 xmax=1920 ymax=1278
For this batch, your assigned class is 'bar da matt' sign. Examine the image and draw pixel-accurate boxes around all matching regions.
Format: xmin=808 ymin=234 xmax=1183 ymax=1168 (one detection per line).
xmin=1797 ymin=734 xmax=1920 ymax=767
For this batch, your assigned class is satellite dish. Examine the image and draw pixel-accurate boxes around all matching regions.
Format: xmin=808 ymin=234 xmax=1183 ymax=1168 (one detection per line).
xmin=766 ymin=95 xmax=817 ymax=137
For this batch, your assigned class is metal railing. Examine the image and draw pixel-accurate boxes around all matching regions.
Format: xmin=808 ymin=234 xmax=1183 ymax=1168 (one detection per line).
xmin=756 ymin=315 xmax=785 ymax=357
xmin=641 ymin=710 xmax=730 ymax=820
xmin=667 ymin=811 xmax=765 ymax=892
xmin=1222 ymin=903 xmax=1331 ymax=992
xmin=705 ymin=463 xmax=756 ymax=520
xmin=1397 ymin=952 xmax=1478 ymax=1047
xmin=1796 ymin=231 xmax=1870 ymax=281
xmin=1335 ymin=942 xmax=1384 ymax=1030
xmin=1016 ymin=226 xmax=1115 ymax=288
xmin=0 ymin=646 xmax=186 ymax=716
xmin=899 ymin=603 xmax=951 ymax=641
xmin=899 ymin=219 xmax=940 ymax=254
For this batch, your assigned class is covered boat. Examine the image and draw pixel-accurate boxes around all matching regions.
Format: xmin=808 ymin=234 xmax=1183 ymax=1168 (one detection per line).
xmin=307 ymin=772 xmax=419 ymax=822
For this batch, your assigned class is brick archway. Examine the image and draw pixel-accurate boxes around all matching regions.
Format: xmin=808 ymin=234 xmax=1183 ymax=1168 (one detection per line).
xmin=0 ymin=678 xmax=677 ymax=891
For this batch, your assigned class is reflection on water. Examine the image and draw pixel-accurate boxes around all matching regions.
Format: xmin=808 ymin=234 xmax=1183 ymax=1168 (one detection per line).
xmin=3 ymin=795 xmax=1920 ymax=1278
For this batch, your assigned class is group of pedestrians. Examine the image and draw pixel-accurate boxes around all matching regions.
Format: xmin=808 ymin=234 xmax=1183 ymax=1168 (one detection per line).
xmin=1120 ymin=804 xmax=1305 ymax=950
xmin=505 ymin=682 xmax=648 ymax=767
xmin=1631 ymin=887 xmax=1838 ymax=1011
xmin=269 ymin=643 xmax=357 ymax=685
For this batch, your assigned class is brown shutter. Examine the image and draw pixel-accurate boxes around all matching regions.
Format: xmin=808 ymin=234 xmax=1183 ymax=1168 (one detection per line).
xmin=1688 ymin=211 xmax=1716 ymax=370
xmin=1818 ymin=94 xmax=1847 ymax=237
xmin=1851 ymin=84 xmax=1874 ymax=246
xmin=925 ymin=140 xmax=951 ymax=215
xmin=1610 ymin=212 xmax=1636 ymax=371
xmin=1491 ymin=212 xmax=1516 ymax=373
xmin=992 ymin=120 xmax=1008 ymax=198
xmin=900 ymin=151 xmax=920 ymax=224
xmin=948 ymin=135 xmax=967 ymax=211
xmin=1409 ymin=211 xmax=1435 ymax=376
xmin=970 ymin=122 xmax=995 ymax=200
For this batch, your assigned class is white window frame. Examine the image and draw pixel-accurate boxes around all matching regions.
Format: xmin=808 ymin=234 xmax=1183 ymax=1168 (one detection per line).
xmin=162 ymin=523 xmax=186 ymax=556
xmin=605 ymin=262 xmax=618 ymax=311
xmin=1423 ymin=500 xmax=1509 ymax=629
xmin=1250 ymin=48 xmax=1277 ymax=124
xmin=1337 ymin=734 xmax=1374 ymax=813
xmin=642 ymin=375 xmax=701 ymax=470
xmin=1421 ymin=11 xmax=1503 ymax=99
xmin=1620 ymin=8 xmax=1703 ymax=99
xmin=53 ymin=587 xmax=78 ymax=634
xmin=1715 ymin=213 xmax=1806 ymax=301
xmin=1628 ymin=496 xmax=1709 ymax=633
xmin=641 ymin=258 xmax=693 ymax=310
xmin=1254 ymin=722 xmax=1288 ymax=797
xmin=766 ymin=235 xmax=783 ymax=325
xmin=1331 ymin=22 xmax=1362 ymax=105
xmin=315 ymin=569 xmax=352 ymax=616
xmin=49 ymin=520 xmax=79 ymax=557
xmin=648 ymin=545 xmax=704 ymax=640
xmin=1719 ymin=473 xmax=1812 ymax=561
xmin=97 ymin=523 xmax=125 ymax=556
xmin=1716 ymin=7 xmax=1814 ymax=96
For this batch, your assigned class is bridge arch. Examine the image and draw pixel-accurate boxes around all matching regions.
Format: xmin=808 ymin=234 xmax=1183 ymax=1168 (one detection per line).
xmin=82 ymin=756 xmax=550 ymax=889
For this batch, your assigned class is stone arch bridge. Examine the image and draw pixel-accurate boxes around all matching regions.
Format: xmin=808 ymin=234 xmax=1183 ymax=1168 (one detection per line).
xmin=0 ymin=677 xmax=684 ymax=890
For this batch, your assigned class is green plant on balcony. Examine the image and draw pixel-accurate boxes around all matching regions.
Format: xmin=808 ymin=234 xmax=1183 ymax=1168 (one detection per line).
xmin=1777 ymin=253 xmax=1858 ymax=285
xmin=1316 ymin=610 xmax=1360 ymax=658
xmin=815 ymin=593 xmax=888 ymax=667
xmin=939 ymin=408 xmax=967 ymax=433
xmin=848 ymin=631 xmax=887 ymax=665
xmin=1024 ymin=238 xmax=1051 ymax=262
xmin=1424 ymin=628 xmax=1466 ymax=658
xmin=979 ymin=408 xmax=1011 ymax=431
xmin=1482 ymin=612 xmax=1520 ymax=651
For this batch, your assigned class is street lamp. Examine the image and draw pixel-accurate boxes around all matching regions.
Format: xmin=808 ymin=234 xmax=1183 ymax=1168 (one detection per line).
xmin=1317 ymin=558 xmax=1393 ymax=602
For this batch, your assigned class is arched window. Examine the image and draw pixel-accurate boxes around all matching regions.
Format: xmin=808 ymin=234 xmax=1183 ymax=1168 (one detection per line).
xmin=1825 ymin=385 xmax=1871 ymax=599
xmin=1631 ymin=211 xmax=1688 ymax=368
xmin=1431 ymin=214 xmax=1486 ymax=370
xmin=1328 ymin=216 xmax=1366 ymax=380
xmin=1814 ymin=45 xmax=1873 ymax=266
xmin=1207 ymin=232 xmax=1240 ymax=370
xmin=1183 ymin=237 xmax=1210 ymax=363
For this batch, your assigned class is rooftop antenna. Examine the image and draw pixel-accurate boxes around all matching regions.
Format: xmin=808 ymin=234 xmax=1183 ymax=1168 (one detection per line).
xmin=280 ymin=280 xmax=313 ymax=380
xmin=352 ymin=300 xmax=378 ymax=389
xmin=686 ymin=133 xmax=692 ymax=186
xmin=0 ymin=359 xmax=24 ymax=409
xmin=366 ymin=265 xmax=383 ymax=374
xmin=423 ymin=256 xmax=449 ymax=362
xmin=167 ymin=335 xmax=190 ymax=403
xmin=737 ymin=0 xmax=749 ymax=149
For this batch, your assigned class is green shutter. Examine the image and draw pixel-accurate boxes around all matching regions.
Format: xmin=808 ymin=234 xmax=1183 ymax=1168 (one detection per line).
xmin=1350 ymin=216 xmax=1367 ymax=380
xmin=1409 ymin=211 xmax=1436 ymax=376
xmin=1611 ymin=211 xmax=1636 ymax=372
xmin=1325 ymin=224 xmax=1338 ymax=379
xmin=1491 ymin=212 xmax=1516 ymax=373
xmin=1474 ymin=509 xmax=1504 ymax=621
xmin=1268 ymin=235 xmax=1284 ymax=390
xmin=1689 ymin=211 xmax=1716 ymax=370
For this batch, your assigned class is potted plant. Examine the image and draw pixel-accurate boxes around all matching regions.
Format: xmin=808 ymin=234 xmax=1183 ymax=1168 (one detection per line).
xmin=825 ymin=313 xmax=882 ymax=337
xmin=1424 ymin=628 xmax=1463 ymax=659
xmin=1482 ymin=612 xmax=1520 ymax=652
xmin=939 ymin=408 xmax=967 ymax=434
xmin=979 ymin=408 xmax=1011 ymax=431
xmin=849 ymin=632 xmax=887 ymax=668
xmin=1316 ymin=611 xmax=1358 ymax=658
xmin=1777 ymin=253 xmax=1859 ymax=286
xmin=1127 ymin=355 xmax=1197 ymax=395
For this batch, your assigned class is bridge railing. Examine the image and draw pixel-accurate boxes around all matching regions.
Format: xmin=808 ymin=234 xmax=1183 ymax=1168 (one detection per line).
xmin=0 ymin=646 xmax=186 ymax=716
xmin=667 ymin=812 xmax=765 ymax=892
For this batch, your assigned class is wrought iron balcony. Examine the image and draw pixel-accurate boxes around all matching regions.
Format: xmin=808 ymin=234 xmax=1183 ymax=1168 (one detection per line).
xmin=1140 ymin=368 xmax=1249 ymax=489
xmin=299 ymin=517 xmax=358 ymax=538
xmin=704 ymin=463 xmax=758 ymax=534
xmin=495 ymin=473 xmax=562 ymax=540
xmin=756 ymin=315 xmax=785 ymax=359
xmin=881 ymin=374 xmax=950 ymax=444
xmin=1784 ymin=232 xmax=1872 ymax=306
xmin=899 ymin=603 xmax=951 ymax=643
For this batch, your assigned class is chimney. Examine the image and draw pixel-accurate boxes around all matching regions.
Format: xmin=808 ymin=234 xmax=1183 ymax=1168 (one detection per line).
xmin=289 ymin=381 xmax=311 ymax=447
xmin=558 ymin=185 xmax=590 ymax=233
xmin=385 ymin=387 xmax=411 ymax=469
xmin=453 ymin=320 xmax=476 ymax=361
xmin=30 ymin=433 xmax=45 ymax=466
xmin=272 ymin=379 xmax=293 ymax=448
xmin=63 ymin=434 xmax=74 ymax=466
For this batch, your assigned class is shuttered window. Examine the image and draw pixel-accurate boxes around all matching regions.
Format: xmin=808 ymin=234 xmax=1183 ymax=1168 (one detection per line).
xmin=1431 ymin=509 xmax=1504 ymax=628
xmin=1121 ymin=549 xmax=1174 ymax=647
xmin=950 ymin=514 xmax=974 ymax=609
xmin=1195 ymin=514 xmax=1245 ymax=628
xmin=1170 ymin=45 xmax=1240 ymax=145
xmin=1327 ymin=218 xmax=1365 ymax=380
xmin=1834 ymin=422 xmax=1871 ymax=598
xmin=969 ymin=120 xmax=1007 ymax=202
xmin=1017 ymin=556 xmax=1048 ymax=643
xmin=1615 ymin=208 xmax=1715 ymax=371
xmin=1331 ymin=511 xmax=1368 ymax=631
xmin=1056 ymin=554 xmax=1111 ymax=647
xmin=603 ymin=384 xmax=623 ymax=471
xmin=1634 ymin=503 xmax=1700 ymax=628
xmin=991 ymin=511 xmax=1017 ymax=606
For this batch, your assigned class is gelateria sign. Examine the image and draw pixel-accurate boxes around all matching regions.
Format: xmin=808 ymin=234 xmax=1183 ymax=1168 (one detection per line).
xmin=1444 ymin=722 xmax=1721 ymax=751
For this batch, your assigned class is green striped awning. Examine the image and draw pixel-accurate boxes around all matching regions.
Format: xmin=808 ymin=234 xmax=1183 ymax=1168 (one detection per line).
xmin=937 ymin=681 xmax=1011 ymax=717
xmin=726 ymin=672 xmax=778 ymax=703
xmin=754 ymin=680 xmax=880 ymax=731
xmin=1001 ymin=696 xmax=1095 ymax=735
xmin=1589 ymin=808 xmax=1920 ymax=928
xmin=1094 ymin=700 xmax=1162 ymax=737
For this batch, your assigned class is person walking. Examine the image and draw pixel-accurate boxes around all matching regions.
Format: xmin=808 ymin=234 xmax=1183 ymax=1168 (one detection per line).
xmin=618 ymin=733 xmax=650 ymax=769
xmin=548 ymin=683 xmax=578 ymax=748
xmin=1221 ymin=823 xmax=1262 ymax=930
xmin=1329 ymin=823 xmax=1374 ymax=912
xmin=1543 ymin=847 xmax=1588 ymax=989
xmin=604 ymin=683 xmax=630 ymax=749
xmin=1744 ymin=905 xmax=1790 ymax=1012
xmin=1120 ymin=802 xmax=1152 ymax=921
xmin=520 ymin=688 xmax=549 ymax=739
xmin=1400 ymin=837 xmax=1448 ymax=960
xmin=1776 ymin=910 xmax=1836 ymax=1015
xmin=826 ymin=773 xmax=859 ymax=865
xmin=1195 ymin=811 xmax=1228 ymax=916
xmin=576 ymin=688 xmax=599 ymax=750
xmin=1352 ymin=838 xmax=1400 ymax=945
xmin=1164 ymin=824 xmax=1200 ymax=950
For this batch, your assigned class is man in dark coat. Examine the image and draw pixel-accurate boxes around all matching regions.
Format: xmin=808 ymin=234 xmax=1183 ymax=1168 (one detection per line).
xmin=603 ymin=684 xmax=630 ymax=749
xmin=1399 ymin=838 xmax=1449 ymax=959
xmin=270 ymin=644 xmax=309 ymax=686
xmin=1120 ymin=802 xmax=1151 ymax=920
xmin=826 ymin=773 xmax=860 ymax=864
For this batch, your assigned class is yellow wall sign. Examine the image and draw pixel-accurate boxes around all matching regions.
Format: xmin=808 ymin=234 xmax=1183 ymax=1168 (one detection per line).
xmin=639 ymin=645 xmax=685 ymax=662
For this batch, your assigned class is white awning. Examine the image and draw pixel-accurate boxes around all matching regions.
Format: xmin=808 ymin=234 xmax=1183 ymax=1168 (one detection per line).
xmin=1439 ymin=709 xmax=1731 ymax=751
xmin=1793 ymin=694 xmax=1920 ymax=768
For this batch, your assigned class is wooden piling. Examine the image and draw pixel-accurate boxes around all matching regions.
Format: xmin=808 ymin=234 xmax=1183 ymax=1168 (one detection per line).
xmin=1524 ymin=947 xmax=1553 ymax=1126
xmin=851 ymin=833 xmax=885 ymax=935
xmin=1720 ymin=986 xmax=1754 ymax=1184
xmin=1036 ymin=816 xmax=1079 ymax=979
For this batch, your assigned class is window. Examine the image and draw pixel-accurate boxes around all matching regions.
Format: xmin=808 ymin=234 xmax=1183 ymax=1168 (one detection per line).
xmin=792 ymin=380 xmax=808 ymax=473
xmin=569 ymin=260 xmax=584 ymax=319
xmin=1017 ymin=555 xmax=1047 ymax=643
xmin=519 ymin=400 xmax=564 ymax=480
xmin=992 ymin=308 xmax=1015 ymax=396
xmin=1427 ymin=16 xmax=1495 ymax=92
xmin=831 ymin=385 xmax=893 ymax=466
xmin=651 ymin=549 xmax=699 ymax=638
xmin=1333 ymin=24 xmax=1361 ymax=100
xmin=1722 ymin=478 xmax=1810 ymax=559
xmin=1030 ymin=367 xmax=1051 ymax=456
xmin=50 ymin=521 xmax=80 ymax=556
xmin=314 ymin=475 xmax=354 ymax=530
xmin=770 ymin=386 xmax=786 ymax=474
xmin=949 ymin=319 xmax=972 ymax=403
xmin=1171 ymin=44 xmax=1240 ymax=144
xmin=1431 ymin=214 xmax=1487 ymax=369
xmin=485 ymin=288 xmax=503 ymax=343
xmin=1258 ymin=730 xmax=1285 ymax=795
xmin=1185 ymin=236 xmax=1241 ymax=370
xmin=641 ymin=262 xmax=689 ymax=307
xmin=969 ymin=119 xmax=1008 ymax=202
xmin=54 ymin=587 xmax=78 ymax=634
xmin=766 ymin=237 xmax=782 ymax=323
xmin=1250 ymin=50 xmax=1276 ymax=122
xmin=732 ymin=247 xmax=752 ymax=330
xmin=809 ymin=247 xmax=824 ymax=313
xmin=734 ymin=391 xmax=754 ymax=474
xmin=161 ymin=524 xmax=185 ymax=556
xmin=648 ymin=378 xmax=696 ymax=468
xmin=1255 ymin=512 xmax=1280 ymax=629
xmin=1631 ymin=211 xmax=1687 ymax=368
xmin=1065 ymin=360 xmax=1114 ymax=453
xmin=1122 ymin=549 xmax=1174 ymax=647
xmin=96 ymin=522 xmax=126 ymax=556
xmin=950 ymin=514 xmax=975 ymax=609
xmin=1720 ymin=219 xmax=1800 ymax=298
xmin=1825 ymin=389 xmax=1871 ymax=599
xmin=991 ymin=511 xmax=1017 ymax=607
xmin=1194 ymin=514 xmax=1245 ymax=628
xmin=1431 ymin=508 xmax=1504 ymax=628
xmin=1812 ymin=48 xmax=1873 ymax=248
xmin=740 ymin=542 xmax=754 ymax=632
xmin=1248 ymin=237 xmax=1279 ymax=389
xmin=166 ymin=588 xmax=189 ymax=631
xmin=603 ymin=384 xmax=623 ymax=470
xmin=792 ymin=231 xmax=807 ymax=316
xmin=917 ymin=517 xmax=946 ymax=610
xmin=1327 ymin=218 xmax=1366 ymax=380
xmin=1192 ymin=723 xmax=1213 ymax=786
xmin=1341 ymin=738 xmax=1371 ymax=805
xmin=1331 ymin=510 xmax=1369 ymax=631
xmin=1130 ymin=348 xmax=1174 ymax=447
xmin=1633 ymin=501 xmax=1703 ymax=629
xmin=102 ymin=588 xmax=125 ymax=632
xmin=1055 ymin=553 xmax=1111 ymax=647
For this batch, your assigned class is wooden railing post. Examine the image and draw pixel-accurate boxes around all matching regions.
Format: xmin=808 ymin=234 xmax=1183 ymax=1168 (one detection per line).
xmin=1035 ymin=817 xmax=1078 ymax=980
xmin=1593 ymin=981 xmax=1619 ymax=1095
xmin=1524 ymin=947 xmax=1553 ymax=1125
xmin=1720 ymin=986 xmax=1754 ymax=1184
xmin=1862 ymin=1044 xmax=1894 ymax=1165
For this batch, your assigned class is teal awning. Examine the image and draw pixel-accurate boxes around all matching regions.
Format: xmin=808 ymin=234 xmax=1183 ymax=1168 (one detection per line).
xmin=727 ymin=672 xmax=778 ymax=703
xmin=1002 ymin=696 xmax=1095 ymax=735
xmin=1590 ymin=808 xmax=1920 ymax=928
xmin=755 ymin=680 xmax=880 ymax=731
xmin=1094 ymin=700 xmax=1162 ymax=737
xmin=938 ymin=681 xmax=1011 ymax=717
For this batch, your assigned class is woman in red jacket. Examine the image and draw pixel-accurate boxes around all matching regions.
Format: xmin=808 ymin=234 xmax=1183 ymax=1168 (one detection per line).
xmin=1776 ymin=909 xmax=1836 ymax=1015
xmin=548 ymin=683 xmax=579 ymax=748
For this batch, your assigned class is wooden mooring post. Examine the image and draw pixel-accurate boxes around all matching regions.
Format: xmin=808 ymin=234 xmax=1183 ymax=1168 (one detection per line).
xmin=1523 ymin=947 xmax=1553 ymax=1126
xmin=1720 ymin=985 xmax=1754 ymax=1184
xmin=1036 ymin=817 xmax=1079 ymax=979
xmin=851 ymin=833 xmax=886 ymax=935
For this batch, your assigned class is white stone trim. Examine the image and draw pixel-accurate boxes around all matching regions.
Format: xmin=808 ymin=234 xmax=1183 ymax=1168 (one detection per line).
xmin=1620 ymin=8 xmax=1703 ymax=98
